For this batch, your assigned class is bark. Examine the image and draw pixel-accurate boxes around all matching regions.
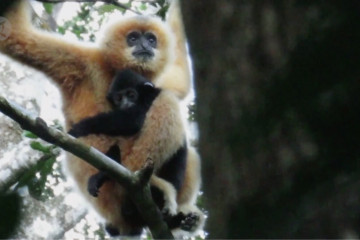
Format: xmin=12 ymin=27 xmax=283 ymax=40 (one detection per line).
xmin=181 ymin=0 xmax=360 ymax=238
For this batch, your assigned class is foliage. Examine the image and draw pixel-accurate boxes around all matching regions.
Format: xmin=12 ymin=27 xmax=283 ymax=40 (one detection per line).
xmin=0 ymin=122 xmax=63 ymax=237
xmin=45 ymin=0 xmax=169 ymax=41
xmin=57 ymin=3 xmax=99 ymax=41
xmin=15 ymin=121 xmax=63 ymax=201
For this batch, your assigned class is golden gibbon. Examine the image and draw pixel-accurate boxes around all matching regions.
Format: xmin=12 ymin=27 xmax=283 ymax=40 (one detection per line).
xmin=0 ymin=0 xmax=204 ymax=236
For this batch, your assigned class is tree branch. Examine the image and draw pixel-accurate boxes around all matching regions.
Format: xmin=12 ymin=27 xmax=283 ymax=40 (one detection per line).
xmin=0 ymin=96 xmax=173 ymax=239
xmin=34 ymin=0 xmax=142 ymax=15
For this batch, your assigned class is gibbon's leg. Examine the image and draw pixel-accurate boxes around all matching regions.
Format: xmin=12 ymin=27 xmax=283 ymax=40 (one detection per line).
xmin=173 ymin=146 xmax=205 ymax=235
xmin=177 ymin=147 xmax=201 ymax=208
xmin=0 ymin=0 xmax=96 ymax=88
xmin=87 ymin=145 xmax=120 ymax=197
xmin=121 ymin=185 xmax=198 ymax=233
xmin=149 ymin=142 xmax=187 ymax=215
xmin=150 ymin=176 xmax=178 ymax=215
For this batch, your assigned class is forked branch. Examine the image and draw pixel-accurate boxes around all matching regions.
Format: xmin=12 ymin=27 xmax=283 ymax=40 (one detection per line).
xmin=0 ymin=96 xmax=173 ymax=239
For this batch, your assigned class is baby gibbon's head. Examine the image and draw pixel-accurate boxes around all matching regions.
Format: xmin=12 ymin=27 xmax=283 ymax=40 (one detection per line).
xmin=101 ymin=16 xmax=174 ymax=79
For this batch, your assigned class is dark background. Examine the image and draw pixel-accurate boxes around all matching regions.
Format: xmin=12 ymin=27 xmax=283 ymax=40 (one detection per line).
xmin=181 ymin=0 xmax=360 ymax=238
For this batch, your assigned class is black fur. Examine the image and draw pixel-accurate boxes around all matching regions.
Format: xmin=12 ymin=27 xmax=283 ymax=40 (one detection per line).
xmin=104 ymin=224 xmax=120 ymax=237
xmin=157 ymin=142 xmax=187 ymax=191
xmin=87 ymin=145 xmax=120 ymax=197
xmin=68 ymin=70 xmax=160 ymax=138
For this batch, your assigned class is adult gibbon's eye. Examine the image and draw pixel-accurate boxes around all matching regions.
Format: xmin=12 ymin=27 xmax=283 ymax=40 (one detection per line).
xmin=127 ymin=31 xmax=140 ymax=46
xmin=145 ymin=32 xmax=157 ymax=48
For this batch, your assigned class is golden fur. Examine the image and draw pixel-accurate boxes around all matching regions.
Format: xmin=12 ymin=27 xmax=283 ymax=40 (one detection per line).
xmin=0 ymin=0 xmax=203 ymax=235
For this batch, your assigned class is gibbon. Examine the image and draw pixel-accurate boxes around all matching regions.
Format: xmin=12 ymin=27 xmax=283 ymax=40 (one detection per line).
xmin=68 ymin=70 xmax=161 ymax=139
xmin=69 ymin=70 xmax=201 ymax=233
xmin=0 ymin=0 xmax=204 ymax=236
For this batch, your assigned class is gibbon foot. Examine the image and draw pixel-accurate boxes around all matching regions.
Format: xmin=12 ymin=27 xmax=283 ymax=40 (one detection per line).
xmin=105 ymin=224 xmax=120 ymax=237
xmin=87 ymin=171 xmax=109 ymax=197
xmin=105 ymin=223 xmax=142 ymax=237
xmin=180 ymin=212 xmax=201 ymax=232
xmin=162 ymin=211 xmax=199 ymax=232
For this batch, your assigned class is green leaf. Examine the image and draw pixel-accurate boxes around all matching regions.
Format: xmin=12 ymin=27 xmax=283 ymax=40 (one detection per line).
xmin=57 ymin=26 xmax=65 ymax=35
xmin=158 ymin=0 xmax=166 ymax=7
xmin=30 ymin=141 xmax=52 ymax=154
xmin=139 ymin=3 xmax=147 ymax=11
xmin=43 ymin=3 xmax=53 ymax=15
xmin=156 ymin=4 xmax=169 ymax=20
xmin=23 ymin=130 xmax=38 ymax=139
xmin=97 ymin=4 xmax=117 ymax=14
xmin=17 ymin=157 xmax=56 ymax=201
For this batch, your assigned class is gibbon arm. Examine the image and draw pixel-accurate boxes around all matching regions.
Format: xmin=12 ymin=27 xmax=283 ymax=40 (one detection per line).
xmin=0 ymin=0 xmax=93 ymax=88
xmin=158 ymin=0 xmax=191 ymax=99
xmin=68 ymin=108 xmax=146 ymax=137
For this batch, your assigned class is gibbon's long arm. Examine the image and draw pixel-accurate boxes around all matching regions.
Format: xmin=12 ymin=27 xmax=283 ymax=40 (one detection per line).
xmin=158 ymin=0 xmax=192 ymax=99
xmin=0 ymin=0 xmax=93 ymax=88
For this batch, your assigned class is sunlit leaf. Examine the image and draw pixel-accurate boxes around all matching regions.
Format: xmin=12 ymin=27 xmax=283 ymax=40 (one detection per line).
xmin=156 ymin=3 xmax=169 ymax=20
xmin=26 ymin=157 xmax=56 ymax=201
xmin=23 ymin=130 xmax=38 ymax=139
xmin=139 ymin=3 xmax=147 ymax=11
xmin=97 ymin=4 xmax=117 ymax=14
xmin=30 ymin=141 xmax=52 ymax=154
xmin=16 ymin=156 xmax=55 ymax=189
xmin=42 ymin=3 xmax=53 ymax=15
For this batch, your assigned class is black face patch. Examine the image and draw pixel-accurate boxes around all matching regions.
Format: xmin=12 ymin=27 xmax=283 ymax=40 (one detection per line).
xmin=126 ymin=31 xmax=141 ymax=47
xmin=127 ymin=31 xmax=157 ymax=60
xmin=144 ymin=32 xmax=157 ymax=48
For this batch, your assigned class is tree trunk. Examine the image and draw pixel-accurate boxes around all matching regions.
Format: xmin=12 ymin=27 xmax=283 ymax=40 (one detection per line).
xmin=181 ymin=0 xmax=360 ymax=238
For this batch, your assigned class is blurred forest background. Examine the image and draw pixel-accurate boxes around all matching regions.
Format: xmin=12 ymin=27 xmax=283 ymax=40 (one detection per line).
xmin=0 ymin=0 xmax=360 ymax=239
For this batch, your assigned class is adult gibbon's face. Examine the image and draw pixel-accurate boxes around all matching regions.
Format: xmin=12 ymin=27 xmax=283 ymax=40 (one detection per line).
xmin=126 ymin=31 xmax=157 ymax=61
xmin=101 ymin=16 xmax=173 ymax=74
